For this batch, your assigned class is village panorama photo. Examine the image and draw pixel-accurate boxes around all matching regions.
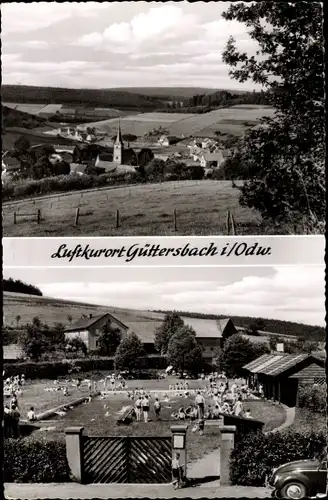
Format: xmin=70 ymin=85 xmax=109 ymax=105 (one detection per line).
xmin=1 ymin=1 xmax=325 ymax=236
xmin=3 ymin=265 xmax=327 ymax=498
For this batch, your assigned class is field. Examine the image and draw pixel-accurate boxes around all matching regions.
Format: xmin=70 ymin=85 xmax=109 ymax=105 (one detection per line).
xmin=89 ymin=105 xmax=275 ymax=138
xmin=10 ymin=376 xmax=286 ymax=466
xmin=3 ymin=180 xmax=262 ymax=237
xmin=3 ymin=291 xmax=165 ymax=329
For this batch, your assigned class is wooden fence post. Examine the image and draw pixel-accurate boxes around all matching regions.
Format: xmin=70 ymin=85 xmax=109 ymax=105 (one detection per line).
xmin=173 ymin=209 xmax=177 ymax=232
xmin=37 ymin=209 xmax=41 ymax=225
xmin=226 ymin=210 xmax=230 ymax=235
xmin=230 ymin=212 xmax=236 ymax=236
xmin=116 ymin=209 xmax=120 ymax=229
xmin=75 ymin=208 xmax=80 ymax=226
xmin=14 ymin=212 xmax=17 ymax=225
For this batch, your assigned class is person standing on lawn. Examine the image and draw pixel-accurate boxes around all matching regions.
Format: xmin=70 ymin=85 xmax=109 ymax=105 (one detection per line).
xmin=142 ymin=395 xmax=150 ymax=422
xmin=10 ymin=404 xmax=20 ymax=438
xmin=135 ymin=396 xmax=142 ymax=421
xmin=233 ymin=397 xmax=243 ymax=416
xmin=195 ymin=390 xmax=205 ymax=419
xmin=153 ymin=397 xmax=161 ymax=420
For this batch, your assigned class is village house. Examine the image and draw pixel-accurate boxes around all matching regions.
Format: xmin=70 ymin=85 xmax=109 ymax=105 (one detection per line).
xmin=157 ymin=135 xmax=181 ymax=147
xmin=200 ymin=151 xmax=225 ymax=169
xmin=243 ymin=353 xmax=326 ymax=407
xmin=64 ymin=312 xmax=237 ymax=360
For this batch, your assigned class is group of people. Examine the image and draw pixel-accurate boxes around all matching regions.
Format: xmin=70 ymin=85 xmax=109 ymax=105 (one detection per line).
xmin=3 ymin=373 xmax=25 ymax=438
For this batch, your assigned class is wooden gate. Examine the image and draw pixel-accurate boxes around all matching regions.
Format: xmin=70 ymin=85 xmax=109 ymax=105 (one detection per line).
xmin=83 ymin=436 xmax=172 ymax=483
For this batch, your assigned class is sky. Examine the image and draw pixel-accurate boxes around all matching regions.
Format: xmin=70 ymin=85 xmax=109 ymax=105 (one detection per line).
xmin=3 ymin=266 xmax=325 ymax=326
xmin=1 ymin=1 xmax=261 ymax=90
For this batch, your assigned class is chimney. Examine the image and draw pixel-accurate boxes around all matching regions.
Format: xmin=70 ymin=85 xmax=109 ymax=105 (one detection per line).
xmin=89 ymin=314 xmax=93 ymax=319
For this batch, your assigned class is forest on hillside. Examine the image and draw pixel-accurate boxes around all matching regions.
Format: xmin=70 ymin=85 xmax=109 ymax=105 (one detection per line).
xmin=3 ymin=278 xmax=43 ymax=297
xmin=1 ymin=85 xmax=164 ymax=110
xmin=2 ymin=105 xmax=46 ymax=129
xmin=153 ymin=310 xmax=325 ymax=341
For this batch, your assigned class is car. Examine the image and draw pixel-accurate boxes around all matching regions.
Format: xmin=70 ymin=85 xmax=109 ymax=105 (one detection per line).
xmin=268 ymin=458 xmax=327 ymax=499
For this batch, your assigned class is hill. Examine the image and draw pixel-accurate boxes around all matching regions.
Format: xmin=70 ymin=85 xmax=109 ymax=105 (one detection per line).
xmin=3 ymin=292 xmax=324 ymax=344
xmin=3 ymin=291 xmax=165 ymax=329
xmin=2 ymin=105 xmax=47 ymax=129
xmin=1 ymin=85 xmax=165 ymax=111
xmin=112 ymin=87 xmax=224 ymax=98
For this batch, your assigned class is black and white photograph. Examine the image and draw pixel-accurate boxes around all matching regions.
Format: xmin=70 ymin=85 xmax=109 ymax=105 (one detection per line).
xmin=3 ymin=265 xmax=326 ymax=499
xmin=1 ymin=1 xmax=325 ymax=236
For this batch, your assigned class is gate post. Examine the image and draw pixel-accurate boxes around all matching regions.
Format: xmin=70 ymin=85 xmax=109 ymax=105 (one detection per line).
xmin=65 ymin=426 xmax=84 ymax=483
xmin=170 ymin=424 xmax=188 ymax=479
xmin=219 ymin=425 xmax=237 ymax=486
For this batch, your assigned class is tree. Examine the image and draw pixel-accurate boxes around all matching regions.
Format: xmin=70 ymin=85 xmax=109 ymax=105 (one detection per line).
xmin=67 ymin=315 xmax=73 ymax=326
xmin=19 ymin=323 xmax=48 ymax=361
xmin=15 ymin=315 xmax=21 ymax=329
xmin=154 ymin=312 xmax=185 ymax=354
xmin=167 ymin=325 xmax=203 ymax=375
xmin=53 ymin=160 xmax=70 ymax=176
xmin=31 ymin=155 xmax=53 ymax=179
xmin=222 ymin=3 xmax=325 ymax=228
xmin=67 ymin=336 xmax=87 ymax=356
xmin=97 ymin=321 xmax=121 ymax=356
xmin=14 ymin=135 xmax=30 ymax=155
xmin=220 ymin=333 xmax=269 ymax=377
xmin=269 ymin=334 xmax=281 ymax=351
xmin=114 ymin=332 xmax=146 ymax=371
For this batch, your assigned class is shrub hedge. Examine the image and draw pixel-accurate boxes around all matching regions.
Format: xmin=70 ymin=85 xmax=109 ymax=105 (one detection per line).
xmin=298 ymin=384 xmax=326 ymax=414
xmin=4 ymin=437 xmax=70 ymax=483
xmin=230 ymin=429 xmax=327 ymax=486
xmin=3 ymin=355 xmax=166 ymax=379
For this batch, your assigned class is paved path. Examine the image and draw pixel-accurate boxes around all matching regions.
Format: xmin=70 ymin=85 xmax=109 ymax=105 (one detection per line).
xmin=187 ymin=448 xmax=221 ymax=487
xmin=266 ymin=405 xmax=296 ymax=434
xmin=5 ymin=483 xmax=271 ymax=499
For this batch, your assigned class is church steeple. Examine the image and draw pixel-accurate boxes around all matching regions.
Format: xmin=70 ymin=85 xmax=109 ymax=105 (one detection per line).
xmin=113 ymin=119 xmax=123 ymax=164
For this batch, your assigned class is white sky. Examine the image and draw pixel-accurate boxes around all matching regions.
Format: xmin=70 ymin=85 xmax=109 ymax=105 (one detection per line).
xmin=1 ymin=1 xmax=261 ymax=89
xmin=3 ymin=266 xmax=325 ymax=326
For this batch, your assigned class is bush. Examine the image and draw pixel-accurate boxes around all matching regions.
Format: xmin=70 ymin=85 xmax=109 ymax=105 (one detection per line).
xmin=4 ymin=437 xmax=70 ymax=482
xmin=130 ymin=369 xmax=160 ymax=380
xmin=230 ymin=430 xmax=327 ymax=486
xmin=298 ymin=384 xmax=326 ymax=414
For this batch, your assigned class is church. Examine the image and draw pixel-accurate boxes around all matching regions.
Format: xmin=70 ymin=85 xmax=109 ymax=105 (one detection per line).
xmin=95 ymin=121 xmax=137 ymax=174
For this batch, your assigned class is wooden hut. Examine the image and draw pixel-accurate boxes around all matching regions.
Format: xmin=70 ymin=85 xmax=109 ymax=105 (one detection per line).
xmin=243 ymin=353 xmax=325 ymax=407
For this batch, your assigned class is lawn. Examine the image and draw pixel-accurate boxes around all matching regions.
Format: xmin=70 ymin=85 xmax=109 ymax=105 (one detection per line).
xmin=290 ymin=407 xmax=326 ymax=434
xmin=3 ymin=180 xmax=263 ymax=237
xmin=7 ymin=374 xmax=287 ymax=467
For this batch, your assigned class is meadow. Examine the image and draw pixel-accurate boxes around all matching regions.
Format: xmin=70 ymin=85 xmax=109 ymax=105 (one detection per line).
xmin=3 ymin=291 xmax=165 ymax=328
xmin=3 ymin=180 xmax=262 ymax=237
xmin=90 ymin=105 xmax=275 ymax=138
xmin=12 ymin=376 xmax=286 ymax=465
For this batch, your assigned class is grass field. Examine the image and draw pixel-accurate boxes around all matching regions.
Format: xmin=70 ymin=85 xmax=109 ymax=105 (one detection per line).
xmin=90 ymin=105 xmax=275 ymax=138
xmin=11 ymin=377 xmax=286 ymax=465
xmin=3 ymin=180 xmax=262 ymax=237
xmin=3 ymin=291 xmax=165 ymax=328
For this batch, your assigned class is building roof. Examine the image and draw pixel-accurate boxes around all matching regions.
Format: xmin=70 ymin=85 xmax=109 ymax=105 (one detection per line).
xmin=243 ymin=353 xmax=320 ymax=377
xmin=3 ymin=344 xmax=25 ymax=360
xmin=202 ymin=153 xmax=224 ymax=161
xmin=289 ymin=363 xmax=326 ymax=380
xmin=178 ymin=317 xmax=232 ymax=338
xmin=124 ymin=321 xmax=162 ymax=343
xmin=243 ymin=354 xmax=280 ymax=372
xmin=65 ymin=313 xmax=112 ymax=332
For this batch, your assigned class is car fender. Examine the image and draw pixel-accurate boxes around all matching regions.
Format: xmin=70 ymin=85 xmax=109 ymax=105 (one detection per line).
xmin=276 ymin=472 xmax=311 ymax=492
